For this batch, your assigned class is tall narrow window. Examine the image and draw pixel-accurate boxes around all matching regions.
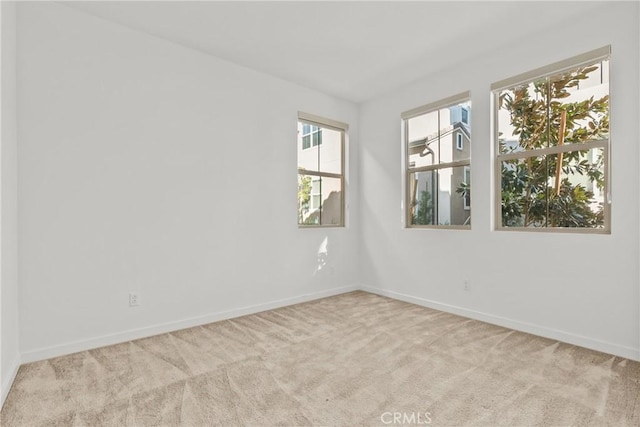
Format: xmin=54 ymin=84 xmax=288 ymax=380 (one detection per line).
xmin=493 ymin=46 xmax=610 ymax=232
xmin=402 ymin=92 xmax=471 ymax=228
xmin=297 ymin=113 xmax=347 ymax=227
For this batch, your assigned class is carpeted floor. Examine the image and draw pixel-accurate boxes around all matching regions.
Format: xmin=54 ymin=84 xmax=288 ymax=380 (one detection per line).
xmin=1 ymin=291 xmax=639 ymax=426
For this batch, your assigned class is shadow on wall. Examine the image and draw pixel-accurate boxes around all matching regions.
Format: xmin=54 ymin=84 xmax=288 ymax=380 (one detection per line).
xmin=306 ymin=191 xmax=341 ymax=225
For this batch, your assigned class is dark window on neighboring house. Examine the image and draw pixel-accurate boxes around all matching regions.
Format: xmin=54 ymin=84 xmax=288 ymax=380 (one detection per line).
xmin=461 ymin=108 xmax=469 ymax=124
xmin=301 ymin=124 xmax=322 ymax=150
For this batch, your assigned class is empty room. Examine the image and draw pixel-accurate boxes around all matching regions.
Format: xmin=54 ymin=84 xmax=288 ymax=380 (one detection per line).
xmin=0 ymin=1 xmax=639 ymax=426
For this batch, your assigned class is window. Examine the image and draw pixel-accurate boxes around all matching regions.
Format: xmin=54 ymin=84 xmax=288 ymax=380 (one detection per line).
xmin=461 ymin=108 xmax=469 ymax=124
xmin=493 ymin=46 xmax=610 ymax=232
xmin=301 ymin=124 xmax=322 ymax=150
xmin=297 ymin=112 xmax=347 ymax=227
xmin=402 ymin=92 xmax=471 ymax=228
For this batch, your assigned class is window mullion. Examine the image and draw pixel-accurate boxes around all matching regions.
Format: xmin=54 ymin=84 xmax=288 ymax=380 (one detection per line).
xmin=496 ymin=140 xmax=608 ymax=162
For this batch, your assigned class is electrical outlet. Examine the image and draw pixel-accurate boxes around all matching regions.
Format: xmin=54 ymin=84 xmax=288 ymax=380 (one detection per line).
xmin=129 ymin=292 xmax=140 ymax=307
xmin=463 ymin=280 xmax=470 ymax=292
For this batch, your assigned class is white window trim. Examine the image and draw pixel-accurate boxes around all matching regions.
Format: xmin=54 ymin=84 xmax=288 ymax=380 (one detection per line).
xmin=456 ymin=133 xmax=464 ymax=151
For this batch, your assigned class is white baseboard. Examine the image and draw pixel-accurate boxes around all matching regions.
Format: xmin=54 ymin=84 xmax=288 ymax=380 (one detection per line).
xmin=17 ymin=283 xmax=640 ymax=365
xmin=1 ymin=355 xmax=21 ymax=411
xmin=21 ymin=284 xmax=359 ymax=364
xmin=362 ymin=286 xmax=640 ymax=362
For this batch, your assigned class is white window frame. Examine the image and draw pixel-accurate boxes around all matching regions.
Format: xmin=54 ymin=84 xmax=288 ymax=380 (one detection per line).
xmin=491 ymin=46 xmax=611 ymax=234
xmin=456 ymin=133 xmax=464 ymax=151
xmin=297 ymin=112 xmax=348 ymax=228
xmin=401 ymin=91 xmax=471 ymax=229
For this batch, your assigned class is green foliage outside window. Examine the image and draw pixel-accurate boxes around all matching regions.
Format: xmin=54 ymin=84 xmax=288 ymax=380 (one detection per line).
xmin=498 ymin=63 xmax=608 ymax=228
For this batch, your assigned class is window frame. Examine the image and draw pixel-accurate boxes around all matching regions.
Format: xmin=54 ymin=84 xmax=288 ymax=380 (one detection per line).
xmin=297 ymin=112 xmax=348 ymax=228
xmin=491 ymin=46 xmax=611 ymax=234
xmin=401 ymin=91 xmax=472 ymax=229
xmin=456 ymin=133 xmax=464 ymax=151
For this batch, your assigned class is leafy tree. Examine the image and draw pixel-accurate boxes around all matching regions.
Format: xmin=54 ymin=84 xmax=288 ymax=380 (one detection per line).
xmin=498 ymin=64 xmax=608 ymax=228
xmin=297 ymin=173 xmax=312 ymax=224
xmin=413 ymin=190 xmax=434 ymax=225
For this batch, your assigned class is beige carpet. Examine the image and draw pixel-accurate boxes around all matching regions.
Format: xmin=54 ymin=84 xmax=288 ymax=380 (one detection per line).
xmin=1 ymin=291 xmax=639 ymax=426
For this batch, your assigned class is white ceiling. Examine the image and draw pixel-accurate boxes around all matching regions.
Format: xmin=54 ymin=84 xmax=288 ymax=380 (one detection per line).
xmin=61 ymin=1 xmax=607 ymax=103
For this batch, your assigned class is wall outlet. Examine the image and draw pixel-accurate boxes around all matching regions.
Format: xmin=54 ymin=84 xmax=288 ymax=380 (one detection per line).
xmin=463 ymin=280 xmax=470 ymax=292
xmin=129 ymin=292 xmax=140 ymax=307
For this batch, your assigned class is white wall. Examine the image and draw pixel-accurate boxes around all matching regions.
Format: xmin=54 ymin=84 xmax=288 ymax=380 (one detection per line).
xmin=359 ymin=2 xmax=640 ymax=360
xmin=1 ymin=0 xmax=20 ymax=407
xmin=17 ymin=2 xmax=359 ymax=360
xmin=10 ymin=1 xmax=640 ymax=366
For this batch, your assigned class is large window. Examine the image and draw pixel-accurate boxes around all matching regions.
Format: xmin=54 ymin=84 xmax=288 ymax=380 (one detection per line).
xmin=493 ymin=46 xmax=610 ymax=232
xmin=402 ymin=92 xmax=472 ymax=228
xmin=297 ymin=112 xmax=347 ymax=227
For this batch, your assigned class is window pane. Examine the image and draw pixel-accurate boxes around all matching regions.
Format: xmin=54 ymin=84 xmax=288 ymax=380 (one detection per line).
xmin=440 ymin=102 xmax=471 ymax=163
xmin=298 ymin=122 xmax=318 ymax=172
xmin=318 ymin=127 xmax=342 ymax=174
xmin=298 ymin=174 xmax=317 ymax=225
xmin=437 ymin=166 xmax=471 ymax=226
xmin=409 ymin=166 xmax=471 ymax=226
xmin=547 ymin=148 xmax=605 ymax=228
xmin=297 ymin=174 xmax=343 ymax=226
xmin=302 ymin=135 xmax=311 ymax=150
xmin=407 ymin=111 xmax=439 ymax=169
xmin=497 ymin=79 xmax=547 ymax=154
xmin=500 ymin=148 xmax=604 ymax=228
xmin=408 ymin=102 xmax=471 ymax=168
xmin=500 ymin=155 xmax=547 ymax=228
xmin=549 ymin=60 xmax=609 ymax=147
xmin=409 ymin=171 xmax=436 ymax=225
xmin=319 ymin=176 xmax=343 ymax=226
